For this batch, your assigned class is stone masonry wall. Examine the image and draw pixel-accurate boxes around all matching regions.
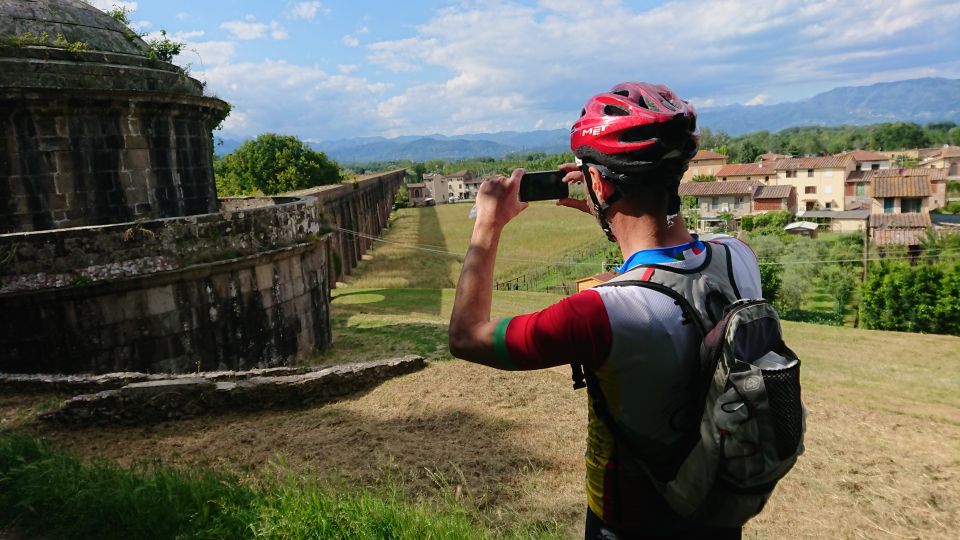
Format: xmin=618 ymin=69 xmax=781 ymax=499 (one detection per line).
xmin=0 ymin=171 xmax=404 ymax=375
xmin=294 ymin=170 xmax=404 ymax=283
xmin=0 ymin=240 xmax=331 ymax=374
xmin=0 ymin=195 xmax=321 ymax=287
xmin=0 ymin=91 xmax=226 ymax=233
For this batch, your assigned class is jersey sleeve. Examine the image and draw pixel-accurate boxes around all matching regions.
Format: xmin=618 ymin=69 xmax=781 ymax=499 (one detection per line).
xmin=491 ymin=289 xmax=612 ymax=371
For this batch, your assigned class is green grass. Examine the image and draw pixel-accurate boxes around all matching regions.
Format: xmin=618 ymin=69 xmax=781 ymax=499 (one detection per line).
xmin=312 ymin=288 xmax=564 ymax=365
xmin=343 ymin=202 xmax=601 ymax=290
xmin=0 ymin=434 xmax=561 ymax=540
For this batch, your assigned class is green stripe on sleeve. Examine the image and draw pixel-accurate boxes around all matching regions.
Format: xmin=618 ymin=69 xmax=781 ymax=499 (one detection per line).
xmin=492 ymin=317 xmax=518 ymax=371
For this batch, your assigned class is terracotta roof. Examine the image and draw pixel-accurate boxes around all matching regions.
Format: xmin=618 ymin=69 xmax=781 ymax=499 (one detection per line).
xmin=846 ymin=170 xmax=868 ymax=182
xmin=865 ymin=168 xmax=948 ymax=180
xmin=754 ymin=185 xmax=793 ymax=199
xmin=870 ymin=213 xmax=932 ymax=229
xmin=775 ymin=156 xmax=852 ymax=170
xmin=842 ymin=150 xmax=890 ymax=162
xmin=873 ymin=176 xmax=931 ymax=198
xmin=679 ymin=180 xmax=758 ymax=196
xmin=759 ymin=153 xmax=787 ymax=161
xmin=691 ymin=149 xmax=727 ymax=161
xmin=715 ymin=163 xmax=777 ymax=177
xmin=407 ymin=182 xmax=426 ymax=188
xmin=873 ymin=228 xmax=928 ymax=246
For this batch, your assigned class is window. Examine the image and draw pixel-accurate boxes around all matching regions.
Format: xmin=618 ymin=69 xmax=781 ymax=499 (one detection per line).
xmin=805 ymin=201 xmax=816 ymax=211
xmin=764 ymin=176 xmax=769 ymax=182
xmin=856 ymin=184 xmax=866 ymax=197
xmin=856 ymin=164 xmax=862 ymax=171
xmin=901 ymin=198 xmax=921 ymax=213
xmin=711 ymin=196 xmax=719 ymax=208
xmin=871 ymin=163 xmax=880 ymax=170
xmin=825 ymin=202 xmax=832 ymax=209
xmin=804 ymin=186 xmax=816 ymax=194
xmin=807 ymin=169 xmax=814 ymax=177
xmin=735 ymin=196 xmax=744 ymax=209
xmin=883 ymin=198 xmax=895 ymax=213
xmin=786 ymin=170 xmax=797 ymax=178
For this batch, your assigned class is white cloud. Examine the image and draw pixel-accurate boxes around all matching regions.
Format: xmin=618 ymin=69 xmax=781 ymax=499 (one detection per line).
xmin=176 ymin=12 xmax=189 ymax=21
xmin=337 ymin=64 xmax=360 ymax=74
xmin=342 ymin=35 xmax=360 ymax=47
xmin=745 ymin=94 xmax=768 ymax=106
xmin=175 ymin=40 xmax=236 ymax=69
xmin=220 ymin=19 xmax=288 ymax=41
xmin=290 ymin=2 xmax=330 ymax=21
xmin=360 ymin=0 xmax=960 ymax=135
xmin=193 ymin=60 xmax=389 ymax=139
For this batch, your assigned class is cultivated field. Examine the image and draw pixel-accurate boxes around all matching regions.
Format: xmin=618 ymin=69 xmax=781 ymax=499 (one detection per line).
xmin=1 ymin=204 xmax=958 ymax=538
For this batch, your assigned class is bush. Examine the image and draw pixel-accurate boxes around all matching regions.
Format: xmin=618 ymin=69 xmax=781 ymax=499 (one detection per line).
xmin=860 ymin=261 xmax=960 ymax=335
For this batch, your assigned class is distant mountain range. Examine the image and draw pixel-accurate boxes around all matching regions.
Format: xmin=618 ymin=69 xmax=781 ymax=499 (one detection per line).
xmin=215 ymin=77 xmax=960 ymax=163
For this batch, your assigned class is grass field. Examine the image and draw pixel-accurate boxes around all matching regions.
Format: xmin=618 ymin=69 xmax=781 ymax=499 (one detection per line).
xmin=1 ymin=205 xmax=958 ymax=539
xmin=342 ymin=202 xmax=603 ymax=291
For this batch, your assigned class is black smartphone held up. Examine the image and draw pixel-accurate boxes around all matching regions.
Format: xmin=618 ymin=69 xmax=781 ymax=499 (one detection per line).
xmin=518 ymin=170 xmax=569 ymax=202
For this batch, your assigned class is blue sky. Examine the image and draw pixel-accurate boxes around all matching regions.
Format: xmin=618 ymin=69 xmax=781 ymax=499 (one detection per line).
xmin=89 ymin=1 xmax=960 ymax=142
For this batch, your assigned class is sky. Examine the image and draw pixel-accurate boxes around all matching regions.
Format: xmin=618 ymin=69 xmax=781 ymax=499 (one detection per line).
xmin=88 ymin=0 xmax=960 ymax=142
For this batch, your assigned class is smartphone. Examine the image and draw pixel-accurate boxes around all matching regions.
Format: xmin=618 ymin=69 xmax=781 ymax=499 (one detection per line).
xmin=518 ymin=170 xmax=569 ymax=202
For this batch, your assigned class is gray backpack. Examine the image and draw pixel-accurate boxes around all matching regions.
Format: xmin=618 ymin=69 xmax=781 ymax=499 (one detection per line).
xmin=571 ymin=241 xmax=806 ymax=528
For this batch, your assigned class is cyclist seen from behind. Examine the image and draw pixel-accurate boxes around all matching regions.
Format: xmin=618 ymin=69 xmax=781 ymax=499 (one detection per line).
xmin=448 ymin=82 xmax=763 ymax=539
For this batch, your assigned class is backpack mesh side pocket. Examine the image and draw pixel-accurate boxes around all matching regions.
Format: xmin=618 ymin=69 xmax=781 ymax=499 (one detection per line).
xmin=761 ymin=361 xmax=803 ymax=460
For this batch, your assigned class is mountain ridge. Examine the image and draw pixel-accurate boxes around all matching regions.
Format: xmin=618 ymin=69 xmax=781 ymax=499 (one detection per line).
xmin=215 ymin=77 xmax=960 ymax=162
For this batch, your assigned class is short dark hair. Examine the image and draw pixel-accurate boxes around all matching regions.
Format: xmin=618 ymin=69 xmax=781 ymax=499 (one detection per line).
xmin=607 ymin=159 xmax=685 ymax=215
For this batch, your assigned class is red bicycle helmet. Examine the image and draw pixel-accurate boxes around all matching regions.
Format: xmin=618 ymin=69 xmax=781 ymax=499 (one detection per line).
xmin=570 ymin=82 xmax=698 ymax=178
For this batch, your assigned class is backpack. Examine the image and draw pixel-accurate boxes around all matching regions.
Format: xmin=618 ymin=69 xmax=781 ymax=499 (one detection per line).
xmin=571 ymin=240 xmax=806 ymax=528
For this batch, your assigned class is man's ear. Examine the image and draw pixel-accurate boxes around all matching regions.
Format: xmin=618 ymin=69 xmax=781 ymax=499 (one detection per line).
xmin=589 ymin=166 xmax=617 ymax=203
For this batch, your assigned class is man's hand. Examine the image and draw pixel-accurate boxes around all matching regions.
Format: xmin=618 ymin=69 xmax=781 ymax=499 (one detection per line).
xmin=556 ymin=162 xmax=590 ymax=214
xmin=474 ymin=168 xmax=528 ymax=228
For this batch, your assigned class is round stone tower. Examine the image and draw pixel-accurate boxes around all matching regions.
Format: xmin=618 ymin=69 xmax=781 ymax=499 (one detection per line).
xmin=0 ymin=0 xmax=229 ymax=232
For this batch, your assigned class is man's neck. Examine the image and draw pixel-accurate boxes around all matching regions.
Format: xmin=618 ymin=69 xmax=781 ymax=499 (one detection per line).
xmin=611 ymin=212 xmax=695 ymax=260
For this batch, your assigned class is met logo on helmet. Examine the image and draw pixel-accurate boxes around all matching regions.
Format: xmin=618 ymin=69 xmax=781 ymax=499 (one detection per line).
xmin=581 ymin=125 xmax=608 ymax=137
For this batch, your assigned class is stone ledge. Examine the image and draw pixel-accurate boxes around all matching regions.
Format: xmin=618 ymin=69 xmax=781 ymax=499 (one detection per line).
xmin=36 ymin=356 xmax=426 ymax=426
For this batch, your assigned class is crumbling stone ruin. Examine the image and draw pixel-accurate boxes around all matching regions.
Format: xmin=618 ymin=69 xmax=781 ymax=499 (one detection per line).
xmin=16 ymin=356 xmax=426 ymax=426
xmin=0 ymin=0 xmax=404 ymax=377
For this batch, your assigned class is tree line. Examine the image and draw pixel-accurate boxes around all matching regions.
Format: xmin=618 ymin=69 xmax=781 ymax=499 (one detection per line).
xmin=700 ymin=121 xmax=960 ymax=165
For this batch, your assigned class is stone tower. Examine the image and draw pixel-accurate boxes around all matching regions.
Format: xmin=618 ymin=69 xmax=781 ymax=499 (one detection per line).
xmin=0 ymin=0 xmax=229 ymax=233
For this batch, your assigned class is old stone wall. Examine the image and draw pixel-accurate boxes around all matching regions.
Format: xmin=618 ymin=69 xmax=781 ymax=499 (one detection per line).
xmin=33 ymin=356 xmax=426 ymax=426
xmin=295 ymin=170 xmax=404 ymax=282
xmin=0 ymin=240 xmax=331 ymax=374
xmin=0 ymin=171 xmax=404 ymax=375
xmin=0 ymin=90 xmax=226 ymax=233
xmin=0 ymin=195 xmax=322 ymax=286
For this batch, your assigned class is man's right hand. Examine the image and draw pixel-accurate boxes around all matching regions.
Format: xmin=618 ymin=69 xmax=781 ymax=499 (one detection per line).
xmin=556 ymin=162 xmax=590 ymax=214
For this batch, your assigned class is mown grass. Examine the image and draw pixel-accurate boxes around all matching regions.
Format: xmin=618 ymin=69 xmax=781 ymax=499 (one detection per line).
xmin=343 ymin=202 xmax=600 ymax=290
xmin=0 ymin=434 xmax=561 ymax=540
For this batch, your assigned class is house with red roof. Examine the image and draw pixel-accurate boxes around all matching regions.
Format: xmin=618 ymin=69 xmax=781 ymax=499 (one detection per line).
xmin=714 ymin=162 xmax=777 ymax=183
xmin=681 ymin=149 xmax=728 ymax=183
xmin=919 ymin=146 xmax=960 ymax=177
xmin=773 ymin=155 xmax=855 ymax=211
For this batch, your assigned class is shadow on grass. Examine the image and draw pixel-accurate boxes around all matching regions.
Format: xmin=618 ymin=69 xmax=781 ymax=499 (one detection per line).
xmin=413 ymin=206 xmax=451 ymax=316
xmin=4 ymin=404 xmax=564 ymax=539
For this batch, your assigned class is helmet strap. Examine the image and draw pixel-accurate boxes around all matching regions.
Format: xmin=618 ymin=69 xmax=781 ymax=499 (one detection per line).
xmin=581 ymin=163 xmax=621 ymax=243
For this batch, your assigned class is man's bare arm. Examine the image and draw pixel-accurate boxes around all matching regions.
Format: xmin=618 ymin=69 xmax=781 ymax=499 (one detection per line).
xmin=448 ymin=169 xmax=527 ymax=366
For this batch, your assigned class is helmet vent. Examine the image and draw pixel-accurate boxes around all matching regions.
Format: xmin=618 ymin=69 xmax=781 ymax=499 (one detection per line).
xmin=603 ymin=104 xmax=629 ymax=117
xmin=612 ymin=89 xmax=630 ymax=97
xmin=620 ymin=124 xmax=660 ymax=143
xmin=580 ymin=108 xmax=586 ymax=117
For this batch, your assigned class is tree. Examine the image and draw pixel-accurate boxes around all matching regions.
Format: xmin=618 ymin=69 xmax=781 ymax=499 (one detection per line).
xmin=819 ymin=264 xmax=856 ymax=315
xmin=717 ymin=211 xmax=735 ymax=232
xmin=869 ymin=122 xmax=929 ymax=150
xmin=215 ymin=133 xmax=342 ymax=195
